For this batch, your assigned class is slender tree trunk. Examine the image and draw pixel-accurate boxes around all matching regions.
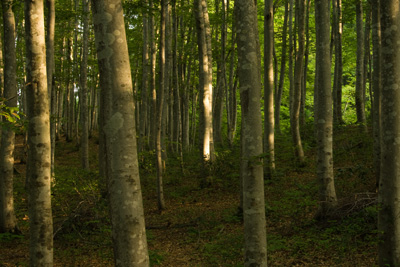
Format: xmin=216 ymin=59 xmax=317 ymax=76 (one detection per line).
xmin=80 ymin=0 xmax=90 ymax=170
xmin=378 ymin=0 xmax=400 ymax=264
xmin=92 ymin=1 xmax=150 ymax=265
xmin=291 ymin=0 xmax=305 ymax=165
xmin=300 ymin=0 xmax=310 ymax=126
xmin=235 ymin=0 xmax=267 ymax=265
xmin=315 ymin=0 xmax=338 ymax=219
xmin=45 ymin=0 xmax=56 ymax=177
xmin=275 ymin=1 xmax=288 ymax=134
xmin=139 ymin=0 xmax=149 ymax=152
xmin=195 ymin=0 xmax=214 ymax=162
xmin=25 ymin=0 xmax=53 ymax=264
xmin=156 ymin=0 xmax=167 ymax=211
xmin=264 ymin=0 xmax=275 ymax=178
xmin=333 ymin=0 xmax=344 ymax=124
xmin=371 ymin=0 xmax=381 ymax=189
xmin=0 ymin=0 xmax=19 ymax=234
xmin=356 ymin=0 xmax=367 ymax=130
xmin=149 ymin=0 xmax=157 ymax=151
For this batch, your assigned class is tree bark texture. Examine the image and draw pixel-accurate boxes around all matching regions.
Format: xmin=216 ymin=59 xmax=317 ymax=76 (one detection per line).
xmin=25 ymin=0 xmax=54 ymax=264
xmin=195 ymin=0 xmax=214 ymax=162
xmin=355 ymin=0 xmax=367 ymax=129
xmin=378 ymin=0 xmax=400 ymax=264
xmin=92 ymin=1 xmax=150 ymax=265
xmin=371 ymin=0 xmax=381 ymax=189
xmin=291 ymin=0 xmax=305 ymax=164
xmin=0 ymin=0 xmax=18 ymax=234
xmin=275 ymin=1 xmax=288 ymax=134
xmin=315 ymin=0 xmax=338 ymax=219
xmin=235 ymin=0 xmax=267 ymax=265
xmin=264 ymin=0 xmax=275 ymax=178
xmin=80 ymin=0 xmax=90 ymax=170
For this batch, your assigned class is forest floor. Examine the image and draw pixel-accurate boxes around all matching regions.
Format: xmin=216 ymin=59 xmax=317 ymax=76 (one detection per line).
xmin=0 ymin=124 xmax=378 ymax=266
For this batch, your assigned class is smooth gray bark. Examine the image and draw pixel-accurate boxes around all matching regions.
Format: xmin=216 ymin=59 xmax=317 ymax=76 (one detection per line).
xmin=235 ymin=0 xmax=267 ymax=265
xmin=92 ymin=1 xmax=150 ymax=265
xmin=264 ymin=0 xmax=275 ymax=178
xmin=25 ymin=0 xmax=54 ymax=264
xmin=315 ymin=0 xmax=338 ymax=219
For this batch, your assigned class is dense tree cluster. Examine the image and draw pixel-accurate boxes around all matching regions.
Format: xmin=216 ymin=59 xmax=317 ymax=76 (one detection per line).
xmin=0 ymin=0 xmax=397 ymax=265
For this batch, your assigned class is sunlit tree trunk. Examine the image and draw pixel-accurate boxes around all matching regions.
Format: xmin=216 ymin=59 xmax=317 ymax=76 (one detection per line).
xmin=195 ymin=0 xmax=214 ymax=162
xmin=92 ymin=1 xmax=150 ymax=265
xmin=25 ymin=0 xmax=53 ymax=264
xmin=264 ymin=0 xmax=275 ymax=178
xmin=156 ymin=0 xmax=167 ymax=211
xmin=315 ymin=0 xmax=338 ymax=219
xmin=378 ymin=0 xmax=400 ymax=264
xmin=45 ymin=0 xmax=56 ymax=177
xmin=235 ymin=0 xmax=267 ymax=265
xmin=80 ymin=0 xmax=90 ymax=170
xmin=0 ymin=0 xmax=18 ymax=234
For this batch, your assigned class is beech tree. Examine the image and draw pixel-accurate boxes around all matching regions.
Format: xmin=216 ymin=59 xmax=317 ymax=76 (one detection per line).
xmin=315 ymin=0 xmax=337 ymax=219
xmin=264 ymin=0 xmax=275 ymax=178
xmin=235 ymin=0 xmax=267 ymax=265
xmin=92 ymin=0 xmax=150 ymax=265
xmin=0 ymin=0 xmax=18 ymax=234
xmin=25 ymin=0 xmax=54 ymax=264
xmin=378 ymin=0 xmax=400 ymax=264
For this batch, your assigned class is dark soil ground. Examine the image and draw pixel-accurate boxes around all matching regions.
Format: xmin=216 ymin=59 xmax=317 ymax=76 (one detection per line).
xmin=0 ymin=125 xmax=378 ymax=266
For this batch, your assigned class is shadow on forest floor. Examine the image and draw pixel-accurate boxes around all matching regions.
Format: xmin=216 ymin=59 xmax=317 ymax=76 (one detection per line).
xmin=0 ymin=125 xmax=378 ymax=266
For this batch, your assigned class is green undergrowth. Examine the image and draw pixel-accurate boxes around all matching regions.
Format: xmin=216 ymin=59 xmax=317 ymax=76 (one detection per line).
xmin=3 ymin=124 xmax=379 ymax=266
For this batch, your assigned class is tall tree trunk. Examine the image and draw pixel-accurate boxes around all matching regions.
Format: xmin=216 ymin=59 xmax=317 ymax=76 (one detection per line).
xmin=235 ymin=0 xmax=267 ymax=265
xmin=213 ymin=0 xmax=226 ymax=147
xmin=300 ymin=0 xmax=310 ymax=126
xmin=195 ymin=0 xmax=214 ymax=162
xmin=315 ymin=0 xmax=338 ymax=219
xmin=371 ymin=0 xmax=381 ymax=189
xmin=227 ymin=11 xmax=237 ymax=145
xmin=149 ymin=0 xmax=157 ymax=151
xmin=356 ymin=0 xmax=367 ymax=130
xmin=0 ymin=0 xmax=19 ymax=234
xmin=378 ymin=0 xmax=400 ymax=264
xmin=333 ymin=0 xmax=344 ymax=124
xmin=291 ymin=0 xmax=305 ymax=165
xmin=46 ymin=0 xmax=56 ymax=177
xmin=80 ymin=0 xmax=90 ymax=170
xmin=275 ymin=1 xmax=289 ymax=134
xmin=92 ymin=1 xmax=150 ymax=265
xmin=139 ymin=0 xmax=149 ymax=152
xmin=25 ymin=0 xmax=53 ymax=264
xmin=264 ymin=0 xmax=275 ymax=178
xmin=156 ymin=0 xmax=167 ymax=211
